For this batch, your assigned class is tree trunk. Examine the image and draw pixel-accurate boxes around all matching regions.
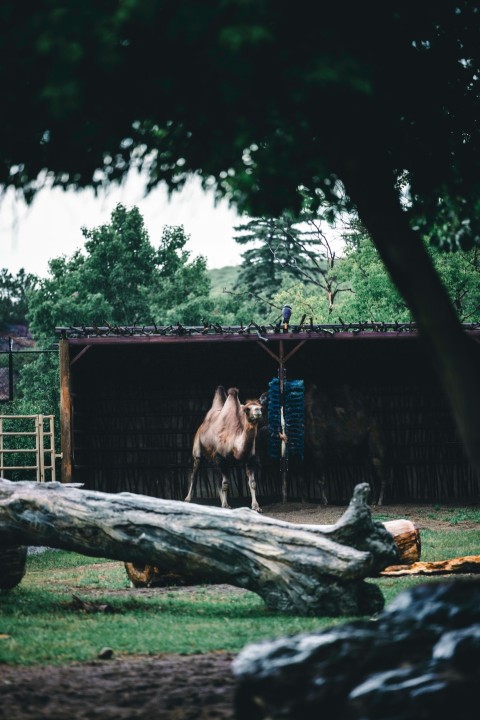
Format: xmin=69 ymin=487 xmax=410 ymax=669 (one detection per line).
xmin=381 ymin=555 xmax=480 ymax=576
xmin=125 ymin=517 xmax=420 ymax=588
xmin=342 ymin=163 xmax=480 ymax=488
xmin=0 ymin=545 xmax=27 ymax=590
xmin=382 ymin=519 xmax=421 ymax=565
xmin=0 ymin=479 xmax=397 ymax=616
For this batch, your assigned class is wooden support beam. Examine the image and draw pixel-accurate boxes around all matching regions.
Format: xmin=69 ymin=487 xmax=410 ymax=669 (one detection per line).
xmin=59 ymin=339 xmax=72 ymax=483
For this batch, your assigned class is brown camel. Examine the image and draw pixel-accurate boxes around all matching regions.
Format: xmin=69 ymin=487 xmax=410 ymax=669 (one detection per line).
xmin=304 ymin=383 xmax=388 ymax=505
xmin=185 ymin=386 xmax=264 ymax=512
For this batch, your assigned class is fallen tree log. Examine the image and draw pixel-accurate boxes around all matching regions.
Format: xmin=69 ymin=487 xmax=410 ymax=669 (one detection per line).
xmin=381 ymin=555 xmax=480 ymax=576
xmin=0 ymin=545 xmax=27 ymax=590
xmin=125 ymin=518 xmax=421 ymax=588
xmin=0 ymin=479 xmax=397 ymax=615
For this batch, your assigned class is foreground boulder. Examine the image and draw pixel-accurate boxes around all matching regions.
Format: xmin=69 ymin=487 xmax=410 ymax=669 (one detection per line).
xmin=233 ymin=579 xmax=480 ymax=719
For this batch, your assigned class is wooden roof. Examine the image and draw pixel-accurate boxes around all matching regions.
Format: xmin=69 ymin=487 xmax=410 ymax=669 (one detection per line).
xmin=55 ymin=321 xmax=480 ymax=346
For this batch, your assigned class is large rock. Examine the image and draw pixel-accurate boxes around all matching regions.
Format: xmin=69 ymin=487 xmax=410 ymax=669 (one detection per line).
xmin=233 ymin=579 xmax=480 ymax=719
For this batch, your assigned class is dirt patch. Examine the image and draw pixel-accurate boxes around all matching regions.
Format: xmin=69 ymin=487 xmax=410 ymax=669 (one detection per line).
xmin=1 ymin=503 xmax=476 ymax=719
xmin=262 ymin=501 xmax=479 ymax=532
xmin=0 ymin=652 xmax=237 ymax=719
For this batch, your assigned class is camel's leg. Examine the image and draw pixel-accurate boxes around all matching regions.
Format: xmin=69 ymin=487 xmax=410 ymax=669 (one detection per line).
xmin=216 ymin=456 xmax=231 ymax=509
xmin=319 ymin=473 xmax=328 ymax=506
xmin=370 ymin=457 xmax=383 ymax=506
xmin=218 ymin=474 xmax=231 ymax=509
xmin=246 ymin=458 xmax=262 ymax=513
xmin=371 ymin=457 xmax=390 ymax=506
xmin=313 ymin=453 xmax=328 ymax=505
xmin=184 ymin=456 xmax=201 ymax=503
xmin=369 ymin=426 xmax=387 ymax=506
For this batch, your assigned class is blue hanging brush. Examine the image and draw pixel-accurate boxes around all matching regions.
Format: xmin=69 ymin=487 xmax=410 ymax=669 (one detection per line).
xmin=267 ymin=378 xmax=304 ymax=459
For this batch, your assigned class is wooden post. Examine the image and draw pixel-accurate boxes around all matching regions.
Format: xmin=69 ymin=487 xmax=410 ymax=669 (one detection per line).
xmin=59 ymin=339 xmax=72 ymax=484
xmin=256 ymin=338 xmax=307 ymax=505
xmin=0 ymin=417 xmax=3 ymax=479
xmin=278 ymin=341 xmax=288 ymax=504
xmin=8 ymin=337 xmax=13 ymax=402
xmin=34 ymin=415 xmax=40 ymax=482
xmin=49 ymin=415 xmax=56 ymax=482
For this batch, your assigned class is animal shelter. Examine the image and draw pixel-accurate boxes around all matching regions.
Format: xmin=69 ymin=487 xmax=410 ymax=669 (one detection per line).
xmin=56 ymin=322 xmax=480 ymax=505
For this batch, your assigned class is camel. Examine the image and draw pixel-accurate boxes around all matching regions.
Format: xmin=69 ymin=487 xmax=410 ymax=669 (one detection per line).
xmin=304 ymin=383 xmax=388 ymax=506
xmin=185 ymin=386 xmax=264 ymax=512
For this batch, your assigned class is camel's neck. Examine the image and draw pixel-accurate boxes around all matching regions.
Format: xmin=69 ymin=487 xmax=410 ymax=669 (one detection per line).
xmin=233 ymin=420 xmax=257 ymax=458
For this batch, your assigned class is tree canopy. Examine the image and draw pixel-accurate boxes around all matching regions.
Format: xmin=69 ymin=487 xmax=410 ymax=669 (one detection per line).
xmin=27 ymin=204 xmax=211 ymax=337
xmin=2 ymin=1 xmax=480 ymax=477
xmin=2 ymin=2 xmax=479 ymax=239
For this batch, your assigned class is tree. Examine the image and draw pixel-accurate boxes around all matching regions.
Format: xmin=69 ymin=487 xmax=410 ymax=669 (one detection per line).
xmin=233 ymin=215 xmax=303 ymax=306
xmin=431 ymin=247 xmax=480 ymax=323
xmin=149 ymin=225 xmax=212 ymax=325
xmin=2 ymin=2 xmax=480 ymax=479
xmin=336 ymin=228 xmax=480 ymax=324
xmin=0 ymin=269 xmax=37 ymax=327
xmin=234 ymin=208 xmax=350 ymax=317
xmin=27 ymin=204 xmax=211 ymax=337
xmin=335 ymin=234 xmax=410 ymax=323
xmin=273 ymin=223 xmax=480 ymax=325
xmin=80 ymin=203 xmax=157 ymax=324
xmin=27 ymin=204 xmax=153 ymax=336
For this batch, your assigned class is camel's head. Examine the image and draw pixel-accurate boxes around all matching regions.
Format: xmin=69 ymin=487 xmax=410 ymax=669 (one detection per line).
xmin=243 ymin=399 xmax=263 ymax=426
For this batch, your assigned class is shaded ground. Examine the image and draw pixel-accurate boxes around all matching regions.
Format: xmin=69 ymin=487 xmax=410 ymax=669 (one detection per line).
xmin=1 ymin=503 xmax=477 ymax=719
xmin=0 ymin=653 xmax=237 ymax=719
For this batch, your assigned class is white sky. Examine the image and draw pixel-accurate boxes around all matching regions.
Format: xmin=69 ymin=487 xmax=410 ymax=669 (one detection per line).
xmin=0 ymin=171 xmax=244 ymax=278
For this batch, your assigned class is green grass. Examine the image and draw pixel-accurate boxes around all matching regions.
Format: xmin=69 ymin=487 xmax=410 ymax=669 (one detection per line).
xmin=1 ymin=524 xmax=478 ymax=666
xmin=373 ymin=505 xmax=480 ymax=527
xmin=374 ymin=524 xmax=480 ymax=606
xmin=0 ymin=552 xmax=338 ymax=665
xmin=419 ymin=527 xmax=479 ymax=559
xmin=430 ymin=507 xmax=480 ymax=524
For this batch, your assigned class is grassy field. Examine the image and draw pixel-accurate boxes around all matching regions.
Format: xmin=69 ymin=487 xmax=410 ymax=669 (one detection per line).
xmin=0 ymin=512 xmax=478 ymax=666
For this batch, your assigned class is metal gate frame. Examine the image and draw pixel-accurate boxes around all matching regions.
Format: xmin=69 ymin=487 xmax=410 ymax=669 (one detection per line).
xmin=0 ymin=414 xmax=59 ymax=482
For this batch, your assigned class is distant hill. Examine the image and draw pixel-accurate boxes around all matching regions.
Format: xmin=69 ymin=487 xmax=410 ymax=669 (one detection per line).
xmin=208 ymin=265 xmax=240 ymax=295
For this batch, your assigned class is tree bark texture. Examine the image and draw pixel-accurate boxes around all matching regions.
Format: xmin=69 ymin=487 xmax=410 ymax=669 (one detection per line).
xmin=125 ymin=518 xmax=420 ymax=588
xmin=0 ymin=545 xmax=27 ymax=590
xmin=381 ymin=555 xmax=480 ymax=576
xmin=0 ymin=479 xmax=397 ymax=615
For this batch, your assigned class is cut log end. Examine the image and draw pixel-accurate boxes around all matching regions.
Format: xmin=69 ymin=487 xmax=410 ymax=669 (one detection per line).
xmin=382 ymin=519 xmax=421 ymax=565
